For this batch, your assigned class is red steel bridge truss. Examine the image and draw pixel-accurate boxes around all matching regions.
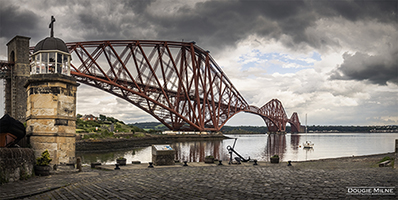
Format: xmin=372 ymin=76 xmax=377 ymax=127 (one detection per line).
xmin=24 ymin=40 xmax=301 ymax=132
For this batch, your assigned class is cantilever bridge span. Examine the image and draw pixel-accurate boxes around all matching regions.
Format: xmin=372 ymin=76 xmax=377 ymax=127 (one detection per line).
xmin=27 ymin=40 xmax=301 ymax=132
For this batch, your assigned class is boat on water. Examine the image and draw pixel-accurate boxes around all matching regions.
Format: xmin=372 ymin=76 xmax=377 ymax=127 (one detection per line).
xmin=302 ymin=114 xmax=314 ymax=149
xmin=303 ymin=140 xmax=314 ymax=148
xmin=0 ymin=114 xmax=26 ymax=147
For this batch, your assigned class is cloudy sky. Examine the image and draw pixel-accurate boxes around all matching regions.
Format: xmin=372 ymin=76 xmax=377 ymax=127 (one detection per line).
xmin=0 ymin=0 xmax=397 ymax=126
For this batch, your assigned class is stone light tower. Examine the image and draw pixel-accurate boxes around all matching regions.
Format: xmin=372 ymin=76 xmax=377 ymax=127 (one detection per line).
xmin=25 ymin=16 xmax=78 ymax=166
xmin=5 ymin=36 xmax=31 ymax=123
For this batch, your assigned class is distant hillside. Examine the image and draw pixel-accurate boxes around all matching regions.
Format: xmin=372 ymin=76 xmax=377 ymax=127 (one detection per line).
xmin=76 ymin=114 xmax=145 ymax=134
xmin=306 ymin=125 xmax=398 ymax=133
xmin=129 ymin=123 xmax=270 ymax=133
xmin=221 ymin=125 xmax=269 ymax=134
xmin=130 ymin=122 xmax=168 ymax=131
xmin=116 ymin=121 xmax=398 ymax=133
xmin=129 ymin=123 xmax=296 ymax=133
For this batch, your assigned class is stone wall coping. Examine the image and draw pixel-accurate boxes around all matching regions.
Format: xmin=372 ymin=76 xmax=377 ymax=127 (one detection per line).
xmin=24 ymin=73 xmax=79 ymax=88
xmin=26 ymin=115 xmax=76 ymax=121
xmin=27 ymin=132 xmax=76 ymax=137
xmin=6 ymin=35 xmax=31 ymax=46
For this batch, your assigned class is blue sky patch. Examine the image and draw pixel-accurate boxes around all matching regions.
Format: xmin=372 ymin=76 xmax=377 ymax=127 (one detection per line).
xmin=238 ymin=50 xmax=321 ymax=74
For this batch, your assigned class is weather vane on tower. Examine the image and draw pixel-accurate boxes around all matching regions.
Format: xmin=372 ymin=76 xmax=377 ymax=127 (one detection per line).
xmin=49 ymin=16 xmax=55 ymax=37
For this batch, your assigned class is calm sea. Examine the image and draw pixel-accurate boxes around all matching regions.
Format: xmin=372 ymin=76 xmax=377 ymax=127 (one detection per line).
xmin=77 ymin=133 xmax=398 ymax=165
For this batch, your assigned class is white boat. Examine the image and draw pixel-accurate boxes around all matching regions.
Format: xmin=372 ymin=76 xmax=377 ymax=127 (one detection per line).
xmin=303 ymin=140 xmax=314 ymax=148
xmin=302 ymin=114 xmax=314 ymax=149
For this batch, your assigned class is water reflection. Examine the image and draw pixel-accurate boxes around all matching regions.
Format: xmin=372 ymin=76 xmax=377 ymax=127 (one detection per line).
xmin=303 ymin=147 xmax=314 ymax=161
xmin=76 ymin=147 xmax=152 ymax=165
xmin=290 ymin=134 xmax=301 ymax=150
xmin=172 ymin=140 xmax=226 ymax=162
xmin=77 ymin=133 xmax=398 ymax=165
xmin=266 ymin=134 xmax=286 ymax=160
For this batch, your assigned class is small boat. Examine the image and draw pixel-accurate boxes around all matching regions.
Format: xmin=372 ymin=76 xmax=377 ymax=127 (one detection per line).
xmin=0 ymin=114 xmax=26 ymax=147
xmin=302 ymin=114 xmax=314 ymax=149
xmin=303 ymin=141 xmax=314 ymax=148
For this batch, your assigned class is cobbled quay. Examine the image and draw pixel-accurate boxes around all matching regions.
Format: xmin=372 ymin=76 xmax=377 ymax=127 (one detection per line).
xmin=1 ymin=153 xmax=397 ymax=199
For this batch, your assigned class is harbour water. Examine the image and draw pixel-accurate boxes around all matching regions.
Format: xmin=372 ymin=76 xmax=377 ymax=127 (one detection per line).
xmin=77 ymin=132 xmax=398 ymax=165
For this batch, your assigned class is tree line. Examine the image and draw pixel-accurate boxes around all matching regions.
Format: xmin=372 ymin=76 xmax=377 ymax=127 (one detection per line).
xmin=76 ymin=115 xmax=398 ymax=134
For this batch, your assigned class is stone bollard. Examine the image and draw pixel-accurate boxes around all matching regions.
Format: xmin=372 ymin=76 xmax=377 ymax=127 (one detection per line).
xmin=253 ymin=160 xmax=258 ymax=166
xmin=76 ymin=157 xmax=82 ymax=172
xmin=114 ymin=164 xmax=120 ymax=170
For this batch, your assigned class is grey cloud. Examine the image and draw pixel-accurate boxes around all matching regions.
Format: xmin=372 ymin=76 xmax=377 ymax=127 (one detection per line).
xmin=1 ymin=0 xmax=396 ymax=51
xmin=75 ymin=0 xmax=158 ymax=40
xmin=142 ymin=0 xmax=396 ymax=52
xmin=151 ymin=0 xmax=311 ymax=51
xmin=0 ymin=3 xmax=41 ymax=39
xmin=317 ymin=0 xmax=397 ymax=23
xmin=331 ymin=51 xmax=398 ymax=85
xmin=121 ymin=0 xmax=156 ymax=14
xmin=20 ymin=0 xmax=393 ymax=54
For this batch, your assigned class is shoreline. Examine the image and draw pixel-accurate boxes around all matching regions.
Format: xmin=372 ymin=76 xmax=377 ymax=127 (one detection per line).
xmin=292 ymin=152 xmax=395 ymax=163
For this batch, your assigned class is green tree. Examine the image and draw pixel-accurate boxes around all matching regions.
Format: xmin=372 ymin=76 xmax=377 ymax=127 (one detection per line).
xmin=106 ymin=117 xmax=116 ymax=123
xmin=99 ymin=114 xmax=106 ymax=121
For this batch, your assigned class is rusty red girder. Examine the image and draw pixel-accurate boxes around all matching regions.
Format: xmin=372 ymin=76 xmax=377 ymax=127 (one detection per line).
xmin=289 ymin=112 xmax=301 ymax=133
xmin=66 ymin=40 xmax=249 ymax=131
xmin=259 ymin=99 xmax=288 ymax=133
xmin=245 ymin=99 xmax=288 ymax=133
xmin=28 ymin=40 xmax=301 ymax=132
xmin=245 ymin=100 xmax=301 ymax=133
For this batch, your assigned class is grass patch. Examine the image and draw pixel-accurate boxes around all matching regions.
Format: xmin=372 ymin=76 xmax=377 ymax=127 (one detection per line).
xmin=374 ymin=156 xmax=395 ymax=168
xmin=378 ymin=156 xmax=393 ymax=163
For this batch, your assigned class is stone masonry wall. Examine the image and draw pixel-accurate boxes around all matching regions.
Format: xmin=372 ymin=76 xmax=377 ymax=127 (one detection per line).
xmin=26 ymin=74 xmax=78 ymax=165
xmin=6 ymin=36 xmax=30 ymax=123
xmin=0 ymin=148 xmax=35 ymax=184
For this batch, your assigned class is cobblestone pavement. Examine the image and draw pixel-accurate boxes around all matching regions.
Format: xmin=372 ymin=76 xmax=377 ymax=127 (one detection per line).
xmin=1 ymin=155 xmax=397 ymax=199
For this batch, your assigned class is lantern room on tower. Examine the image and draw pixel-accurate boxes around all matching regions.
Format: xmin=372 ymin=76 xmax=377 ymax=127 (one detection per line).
xmin=30 ymin=16 xmax=71 ymax=76
xmin=30 ymin=37 xmax=70 ymax=75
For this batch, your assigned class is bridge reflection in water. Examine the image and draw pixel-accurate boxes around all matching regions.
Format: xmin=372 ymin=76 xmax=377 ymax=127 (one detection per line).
xmin=266 ymin=134 xmax=287 ymax=161
xmin=173 ymin=140 xmax=223 ymax=162
xmin=77 ymin=134 xmax=301 ymax=164
xmin=77 ymin=133 xmax=398 ymax=165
